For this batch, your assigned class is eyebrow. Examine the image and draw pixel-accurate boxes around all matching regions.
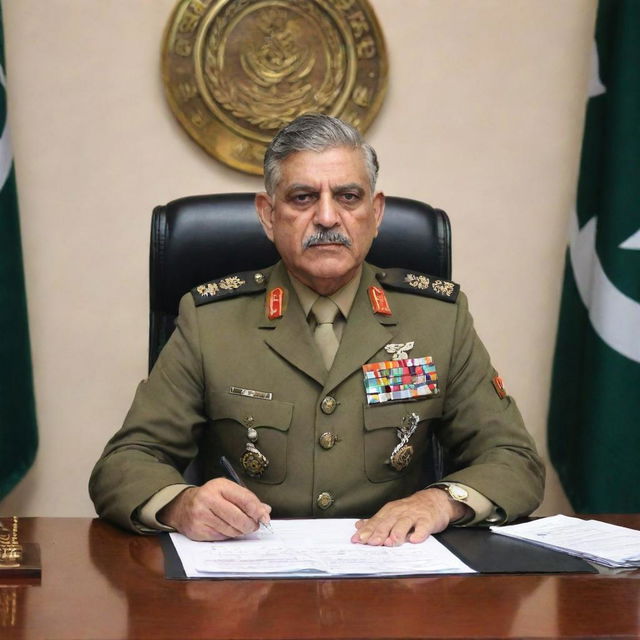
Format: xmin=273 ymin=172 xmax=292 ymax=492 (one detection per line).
xmin=333 ymin=183 xmax=365 ymax=195
xmin=284 ymin=183 xmax=366 ymax=195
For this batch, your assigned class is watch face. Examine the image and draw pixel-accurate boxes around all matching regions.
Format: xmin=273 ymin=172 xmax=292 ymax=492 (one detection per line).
xmin=449 ymin=485 xmax=469 ymax=501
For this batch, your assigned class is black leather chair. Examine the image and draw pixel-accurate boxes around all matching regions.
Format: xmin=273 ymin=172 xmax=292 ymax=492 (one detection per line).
xmin=149 ymin=192 xmax=452 ymax=482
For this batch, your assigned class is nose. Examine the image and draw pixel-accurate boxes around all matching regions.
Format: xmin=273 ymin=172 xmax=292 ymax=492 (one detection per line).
xmin=313 ymin=193 xmax=340 ymax=229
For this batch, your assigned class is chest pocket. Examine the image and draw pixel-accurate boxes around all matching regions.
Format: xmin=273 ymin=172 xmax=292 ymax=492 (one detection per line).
xmin=206 ymin=391 xmax=294 ymax=484
xmin=362 ymin=398 xmax=442 ymax=483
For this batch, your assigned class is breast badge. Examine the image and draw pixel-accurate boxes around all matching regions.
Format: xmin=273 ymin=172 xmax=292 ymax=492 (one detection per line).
xmin=240 ymin=427 xmax=269 ymax=477
xmin=388 ymin=412 xmax=419 ymax=471
xmin=161 ymin=0 xmax=388 ymax=175
xmin=384 ymin=341 xmax=415 ymax=360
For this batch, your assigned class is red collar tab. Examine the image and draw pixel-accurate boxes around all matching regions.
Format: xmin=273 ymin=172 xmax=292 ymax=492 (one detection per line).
xmin=492 ymin=375 xmax=507 ymax=399
xmin=266 ymin=287 xmax=286 ymax=320
xmin=368 ymin=286 xmax=392 ymax=316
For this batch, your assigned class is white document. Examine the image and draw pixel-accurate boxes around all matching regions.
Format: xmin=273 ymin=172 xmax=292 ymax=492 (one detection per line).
xmin=490 ymin=514 xmax=640 ymax=568
xmin=169 ymin=518 xmax=476 ymax=578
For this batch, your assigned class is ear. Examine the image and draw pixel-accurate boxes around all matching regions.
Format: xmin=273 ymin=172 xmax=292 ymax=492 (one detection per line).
xmin=372 ymin=191 xmax=385 ymax=237
xmin=255 ymin=192 xmax=275 ymax=242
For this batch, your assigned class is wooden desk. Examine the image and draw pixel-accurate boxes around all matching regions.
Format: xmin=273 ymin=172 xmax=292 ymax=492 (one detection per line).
xmin=1 ymin=516 xmax=639 ymax=639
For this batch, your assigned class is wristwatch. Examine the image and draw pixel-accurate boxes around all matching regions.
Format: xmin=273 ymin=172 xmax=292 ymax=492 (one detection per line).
xmin=432 ymin=483 xmax=474 ymax=524
xmin=436 ymin=483 xmax=469 ymax=503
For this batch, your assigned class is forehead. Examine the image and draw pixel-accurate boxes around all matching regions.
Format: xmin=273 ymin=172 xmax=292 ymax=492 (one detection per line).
xmin=276 ymin=146 xmax=369 ymax=191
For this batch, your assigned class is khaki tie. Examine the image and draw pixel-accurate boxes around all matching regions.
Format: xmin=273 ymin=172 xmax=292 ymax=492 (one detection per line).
xmin=311 ymin=297 xmax=340 ymax=369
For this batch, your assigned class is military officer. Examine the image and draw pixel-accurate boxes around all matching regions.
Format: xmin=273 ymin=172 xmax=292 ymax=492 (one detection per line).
xmin=89 ymin=114 xmax=544 ymax=546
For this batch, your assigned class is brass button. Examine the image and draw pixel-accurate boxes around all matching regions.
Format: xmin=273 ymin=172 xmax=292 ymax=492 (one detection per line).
xmin=316 ymin=492 xmax=334 ymax=510
xmin=320 ymin=396 xmax=337 ymax=414
xmin=254 ymin=272 xmax=265 ymax=284
xmin=318 ymin=432 xmax=337 ymax=449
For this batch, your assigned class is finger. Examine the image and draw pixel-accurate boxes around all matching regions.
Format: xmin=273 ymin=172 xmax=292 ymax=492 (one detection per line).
xmin=408 ymin=518 xmax=433 ymax=544
xmin=220 ymin=485 xmax=272 ymax=529
xmin=209 ymin=493 xmax=262 ymax=536
xmin=384 ymin=516 xmax=415 ymax=547
xmin=257 ymin=502 xmax=272 ymax=526
xmin=206 ymin=506 xmax=253 ymax=538
xmin=188 ymin=492 xmax=249 ymax=538
xmin=179 ymin=512 xmax=236 ymax=541
xmin=190 ymin=480 xmax=260 ymax=536
xmin=185 ymin=522 xmax=231 ymax=542
xmin=408 ymin=511 xmax=449 ymax=543
xmin=353 ymin=516 xmax=393 ymax=546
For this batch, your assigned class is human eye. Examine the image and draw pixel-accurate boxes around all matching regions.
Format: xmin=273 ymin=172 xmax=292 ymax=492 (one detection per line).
xmin=288 ymin=191 xmax=316 ymax=206
xmin=338 ymin=191 xmax=362 ymax=205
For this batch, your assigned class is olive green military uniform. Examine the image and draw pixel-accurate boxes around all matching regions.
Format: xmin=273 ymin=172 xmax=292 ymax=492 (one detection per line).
xmin=89 ymin=262 xmax=544 ymax=532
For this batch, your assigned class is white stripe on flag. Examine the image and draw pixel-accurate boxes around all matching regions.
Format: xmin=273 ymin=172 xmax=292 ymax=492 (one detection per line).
xmin=0 ymin=62 xmax=14 ymax=190
xmin=570 ymin=211 xmax=640 ymax=363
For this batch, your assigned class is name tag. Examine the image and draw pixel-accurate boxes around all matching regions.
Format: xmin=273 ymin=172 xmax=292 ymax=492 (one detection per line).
xmin=228 ymin=386 xmax=273 ymax=401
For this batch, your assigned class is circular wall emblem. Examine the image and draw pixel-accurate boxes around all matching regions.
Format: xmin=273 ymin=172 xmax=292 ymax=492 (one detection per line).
xmin=162 ymin=0 xmax=388 ymax=175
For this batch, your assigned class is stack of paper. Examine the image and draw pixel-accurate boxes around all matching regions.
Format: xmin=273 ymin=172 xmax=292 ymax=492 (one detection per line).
xmin=170 ymin=518 xmax=476 ymax=578
xmin=490 ymin=514 xmax=640 ymax=568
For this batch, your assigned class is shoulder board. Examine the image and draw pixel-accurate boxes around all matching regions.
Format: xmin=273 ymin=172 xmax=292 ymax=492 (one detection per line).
xmin=376 ymin=268 xmax=460 ymax=303
xmin=191 ymin=269 xmax=268 ymax=306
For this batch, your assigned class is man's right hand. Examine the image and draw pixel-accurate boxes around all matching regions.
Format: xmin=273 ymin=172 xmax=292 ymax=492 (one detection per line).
xmin=157 ymin=478 xmax=272 ymax=541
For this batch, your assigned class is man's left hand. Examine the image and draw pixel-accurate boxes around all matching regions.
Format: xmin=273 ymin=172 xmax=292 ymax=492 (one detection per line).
xmin=350 ymin=487 xmax=470 ymax=546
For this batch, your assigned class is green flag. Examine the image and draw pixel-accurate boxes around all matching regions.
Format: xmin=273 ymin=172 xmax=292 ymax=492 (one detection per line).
xmin=0 ymin=8 xmax=38 ymax=501
xmin=548 ymin=0 xmax=640 ymax=513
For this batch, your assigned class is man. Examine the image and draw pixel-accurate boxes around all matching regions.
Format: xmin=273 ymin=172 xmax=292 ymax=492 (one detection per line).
xmin=90 ymin=114 xmax=544 ymax=546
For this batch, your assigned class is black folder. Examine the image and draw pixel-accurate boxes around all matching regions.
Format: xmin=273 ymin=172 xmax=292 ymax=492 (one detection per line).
xmin=435 ymin=527 xmax=596 ymax=574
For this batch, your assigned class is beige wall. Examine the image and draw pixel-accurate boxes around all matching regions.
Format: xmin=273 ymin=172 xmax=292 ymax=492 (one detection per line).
xmin=1 ymin=0 xmax=596 ymax=517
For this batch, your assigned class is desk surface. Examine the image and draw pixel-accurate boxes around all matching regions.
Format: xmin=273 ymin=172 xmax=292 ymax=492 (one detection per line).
xmin=1 ymin=516 xmax=639 ymax=640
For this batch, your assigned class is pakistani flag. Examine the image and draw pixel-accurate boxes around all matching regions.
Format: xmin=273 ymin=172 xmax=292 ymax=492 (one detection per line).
xmin=548 ymin=0 xmax=640 ymax=513
xmin=0 ymin=8 xmax=38 ymax=501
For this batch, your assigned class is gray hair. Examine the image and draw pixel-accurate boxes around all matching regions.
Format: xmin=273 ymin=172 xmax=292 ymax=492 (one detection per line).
xmin=263 ymin=113 xmax=379 ymax=195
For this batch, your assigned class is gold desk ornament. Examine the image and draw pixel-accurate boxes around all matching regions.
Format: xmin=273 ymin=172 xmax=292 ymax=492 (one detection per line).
xmin=0 ymin=517 xmax=22 ymax=567
xmin=161 ymin=0 xmax=388 ymax=175
xmin=0 ymin=517 xmax=41 ymax=580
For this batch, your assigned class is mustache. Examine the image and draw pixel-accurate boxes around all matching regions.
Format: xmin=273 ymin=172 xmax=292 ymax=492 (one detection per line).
xmin=303 ymin=230 xmax=352 ymax=249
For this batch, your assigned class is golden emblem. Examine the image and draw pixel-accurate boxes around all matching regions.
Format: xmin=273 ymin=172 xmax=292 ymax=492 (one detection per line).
xmin=241 ymin=443 xmax=270 ymax=477
xmin=389 ymin=444 xmax=413 ymax=471
xmin=432 ymin=279 xmax=455 ymax=297
xmin=387 ymin=413 xmax=419 ymax=472
xmin=196 ymin=282 xmax=219 ymax=297
xmin=404 ymin=274 xmax=430 ymax=290
xmin=219 ymin=276 xmax=245 ymax=290
xmin=196 ymin=276 xmax=245 ymax=297
xmin=162 ymin=0 xmax=388 ymax=174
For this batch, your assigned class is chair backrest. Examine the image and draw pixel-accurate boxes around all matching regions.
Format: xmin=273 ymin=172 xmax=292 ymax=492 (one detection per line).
xmin=150 ymin=193 xmax=452 ymax=370
xmin=149 ymin=193 xmax=452 ymax=483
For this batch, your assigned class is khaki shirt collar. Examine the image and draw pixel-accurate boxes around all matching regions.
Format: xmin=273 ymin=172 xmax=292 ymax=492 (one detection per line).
xmin=289 ymin=266 xmax=363 ymax=320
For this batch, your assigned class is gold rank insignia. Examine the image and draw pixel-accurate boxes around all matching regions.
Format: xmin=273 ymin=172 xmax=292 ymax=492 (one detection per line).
xmin=375 ymin=269 xmax=460 ymax=303
xmin=191 ymin=270 xmax=268 ymax=306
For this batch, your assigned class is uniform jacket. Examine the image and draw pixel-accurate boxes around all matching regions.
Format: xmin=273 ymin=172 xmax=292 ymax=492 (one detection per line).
xmin=89 ymin=262 xmax=544 ymax=532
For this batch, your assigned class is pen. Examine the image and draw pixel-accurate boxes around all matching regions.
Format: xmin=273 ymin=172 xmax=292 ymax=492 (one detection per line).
xmin=219 ymin=456 xmax=274 ymax=533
